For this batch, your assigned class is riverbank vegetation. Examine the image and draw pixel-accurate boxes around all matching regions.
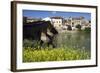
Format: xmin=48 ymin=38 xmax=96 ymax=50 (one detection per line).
xmin=23 ymin=47 xmax=90 ymax=62
xmin=23 ymin=31 xmax=91 ymax=62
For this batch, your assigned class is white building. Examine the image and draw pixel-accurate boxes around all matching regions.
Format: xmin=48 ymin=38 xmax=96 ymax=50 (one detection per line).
xmin=50 ymin=17 xmax=63 ymax=29
xmin=69 ymin=17 xmax=84 ymax=27
xmin=63 ymin=16 xmax=91 ymax=30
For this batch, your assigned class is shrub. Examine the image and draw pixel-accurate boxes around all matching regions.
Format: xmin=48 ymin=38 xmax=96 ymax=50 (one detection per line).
xmin=84 ymin=27 xmax=91 ymax=32
xmin=23 ymin=39 xmax=33 ymax=48
xmin=23 ymin=39 xmax=41 ymax=49
xmin=67 ymin=25 xmax=72 ymax=30
xmin=75 ymin=24 xmax=81 ymax=30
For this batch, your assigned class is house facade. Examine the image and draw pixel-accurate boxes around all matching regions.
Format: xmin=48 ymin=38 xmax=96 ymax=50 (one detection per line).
xmin=51 ymin=17 xmax=63 ymax=29
xmin=69 ymin=17 xmax=84 ymax=27
xmin=63 ymin=16 xmax=91 ymax=30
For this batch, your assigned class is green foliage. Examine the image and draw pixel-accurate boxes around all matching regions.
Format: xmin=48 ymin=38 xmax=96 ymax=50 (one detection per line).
xmin=23 ymin=39 xmax=33 ymax=48
xmin=75 ymin=24 xmax=81 ymax=30
xmin=23 ymin=31 xmax=90 ymax=62
xmin=67 ymin=25 xmax=72 ymax=30
xmin=23 ymin=47 xmax=90 ymax=62
xmin=84 ymin=27 xmax=91 ymax=32
xmin=23 ymin=39 xmax=41 ymax=50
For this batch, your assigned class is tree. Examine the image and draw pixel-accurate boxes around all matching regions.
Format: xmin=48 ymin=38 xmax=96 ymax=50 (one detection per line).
xmin=84 ymin=27 xmax=91 ymax=32
xmin=75 ymin=24 xmax=81 ymax=30
xmin=67 ymin=25 xmax=72 ymax=30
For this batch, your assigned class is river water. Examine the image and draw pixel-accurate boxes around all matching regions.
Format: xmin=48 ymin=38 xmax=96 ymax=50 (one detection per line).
xmin=54 ymin=31 xmax=91 ymax=51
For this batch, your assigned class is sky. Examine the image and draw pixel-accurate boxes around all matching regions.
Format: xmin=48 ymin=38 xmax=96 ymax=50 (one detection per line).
xmin=23 ymin=10 xmax=91 ymax=20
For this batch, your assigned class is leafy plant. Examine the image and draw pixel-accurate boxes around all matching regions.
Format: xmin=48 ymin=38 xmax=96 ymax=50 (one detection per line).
xmin=67 ymin=25 xmax=72 ymax=30
xmin=84 ymin=27 xmax=91 ymax=32
xmin=23 ymin=47 xmax=90 ymax=62
xmin=23 ymin=39 xmax=41 ymax=50
xmin=75 ymin=24 xmax=81 ymax=30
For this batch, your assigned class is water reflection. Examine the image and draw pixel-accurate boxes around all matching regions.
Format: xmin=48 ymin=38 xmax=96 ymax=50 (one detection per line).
xmin=54 ymin=31 xmax=91 ymax=51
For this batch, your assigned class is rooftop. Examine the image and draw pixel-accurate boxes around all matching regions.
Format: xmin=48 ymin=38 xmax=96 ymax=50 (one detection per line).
xmin=50 ymin=16 xmax=63 ymax=19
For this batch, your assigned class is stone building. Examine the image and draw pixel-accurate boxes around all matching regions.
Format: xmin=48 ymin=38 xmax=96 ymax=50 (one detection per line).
xmin=63 ymin=16 xmax=91 ymax=30
xmin=50 ymin=17 xmax=63 ymax=29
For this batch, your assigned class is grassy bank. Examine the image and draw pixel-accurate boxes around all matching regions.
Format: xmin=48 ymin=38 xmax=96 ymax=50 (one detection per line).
xmin=23 ymin=47 xmax=90 ymax=62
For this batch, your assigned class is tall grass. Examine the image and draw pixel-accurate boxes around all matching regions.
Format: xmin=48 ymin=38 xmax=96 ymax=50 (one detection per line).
xmin=23 ymin=31 xmax=91 ymax=62
xmin=23 ymin=47 xmax=90 ymax=62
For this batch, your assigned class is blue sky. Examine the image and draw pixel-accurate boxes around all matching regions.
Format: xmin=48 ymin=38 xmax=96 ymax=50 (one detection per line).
xmin=23 ymin=10 xmax=91 ymax=20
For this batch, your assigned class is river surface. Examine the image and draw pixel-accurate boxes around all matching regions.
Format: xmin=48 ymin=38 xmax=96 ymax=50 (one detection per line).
xmin=54 ymin=31 xmax=91 ymax=51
